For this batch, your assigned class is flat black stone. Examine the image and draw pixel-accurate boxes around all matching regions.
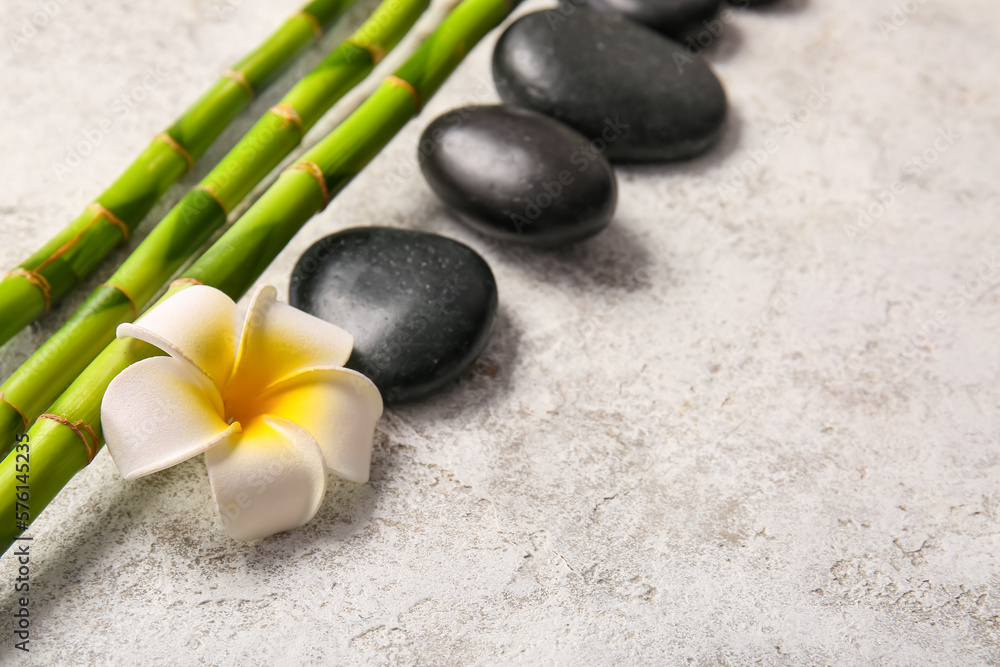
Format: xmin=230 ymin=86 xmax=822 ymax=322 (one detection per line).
xmin=289 ymin=228 xmax=498 ymax=404
xmin=492 ymin=8 xmax=727 ymax=162
xmin=419 ymin=105 xmax=617 ymax=246
xmin=575 ymin=0 xmax=722 ymax=37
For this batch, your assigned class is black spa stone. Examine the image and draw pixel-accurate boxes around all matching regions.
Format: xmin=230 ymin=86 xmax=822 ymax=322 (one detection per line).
xmin=576 ymin=0 xmax=722 ymax=37
xmin=419 ymin=105 xmax=617 ymax=246
xmin=492 ymin=8 xmax=727 ymax=162
xmin=289 ymin=227 xmax=498 ymax=404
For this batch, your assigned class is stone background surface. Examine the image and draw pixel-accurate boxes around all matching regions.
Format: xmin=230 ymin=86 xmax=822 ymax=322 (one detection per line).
xmin=1 ymin=0 xmax=999 ymax=664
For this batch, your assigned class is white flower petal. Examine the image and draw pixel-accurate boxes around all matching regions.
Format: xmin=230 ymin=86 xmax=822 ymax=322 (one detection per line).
xmin=117 ymin=285 xmax=241 ymax=391
xmin=255 ymin=366 xmax=383 ymax=483
xmin=101 ymin=356 xmax=237 ymax=480
xmin=224 ymin=285 xmax=353 ymax=410
xmin=205 ymin=415 xmax=327 ymax=541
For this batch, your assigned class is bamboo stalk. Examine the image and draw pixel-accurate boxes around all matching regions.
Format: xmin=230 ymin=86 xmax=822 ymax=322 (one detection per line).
xmin=0 ymin=0 xmax=429 ymax=457
xmin=0 ymin=0 xmax=512 ymax=555
xmin=0 ymin=0 xmax=358 ymax=348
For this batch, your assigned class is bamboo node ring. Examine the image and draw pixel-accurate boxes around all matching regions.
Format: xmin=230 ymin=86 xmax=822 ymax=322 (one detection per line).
xmin=0 ymin=393 xmax=29 ymax=429
xmin=86 ymin=203 xmax=130 ymax=241
xmin=386 ymin=75 xmax=422 ymax=111
xmin=6 ymin=269 xmax=52 ymax=312
xmin=286 ymin=161 xmax=330 ymax=210
xmin=270 ymin=103 xmax=304 ymax=134
xmin=223 ymin=68 xmax=254 ymax=100
xmin=102 ymin=282 xmax=138 ymax=316
xmin=346 ymin=39 xmax=386 ymax=65
xmin=292 ymin=10 xmax=323 ymax=40
xmin=39 ymin=413 xmax=99 ymax=463
xmin=155 ymin=133 xmax=195 ymax=172
xmin=194 ymin=184 xmax=229 ymax=216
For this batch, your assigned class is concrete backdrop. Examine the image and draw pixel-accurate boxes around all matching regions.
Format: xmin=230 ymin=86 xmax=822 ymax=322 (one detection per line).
xmin=0 ymin=0 xmax=998 ymax=663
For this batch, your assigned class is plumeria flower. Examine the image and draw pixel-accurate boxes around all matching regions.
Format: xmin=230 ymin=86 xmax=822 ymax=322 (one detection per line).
xmin=101 ymin=284 xmax=383 ymax=541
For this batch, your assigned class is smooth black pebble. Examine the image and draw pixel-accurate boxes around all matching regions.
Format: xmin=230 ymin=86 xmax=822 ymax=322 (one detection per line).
xmin=419 ymin=105 xmax=617 ymax=246
xmin=289 ymin=228 xmax=498 ymax=404
xmin=493 ymin=8 xmax=727 ymax=162
xmin=577 ymin=0 xmax=722 ymax=37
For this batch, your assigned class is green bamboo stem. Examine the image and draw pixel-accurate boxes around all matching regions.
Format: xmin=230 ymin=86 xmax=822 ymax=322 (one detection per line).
xmin=0 ymin=0 xmax=511 ymax=555
xmin=0 ymin=0 xmax=357 ymax=348
xmin=0 ymin=0 xmax=429 ymax=458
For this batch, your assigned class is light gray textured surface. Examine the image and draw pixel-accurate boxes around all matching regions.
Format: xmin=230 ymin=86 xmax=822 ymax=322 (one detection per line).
xmin=1 ymin=0 xmax=999 ymax=664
